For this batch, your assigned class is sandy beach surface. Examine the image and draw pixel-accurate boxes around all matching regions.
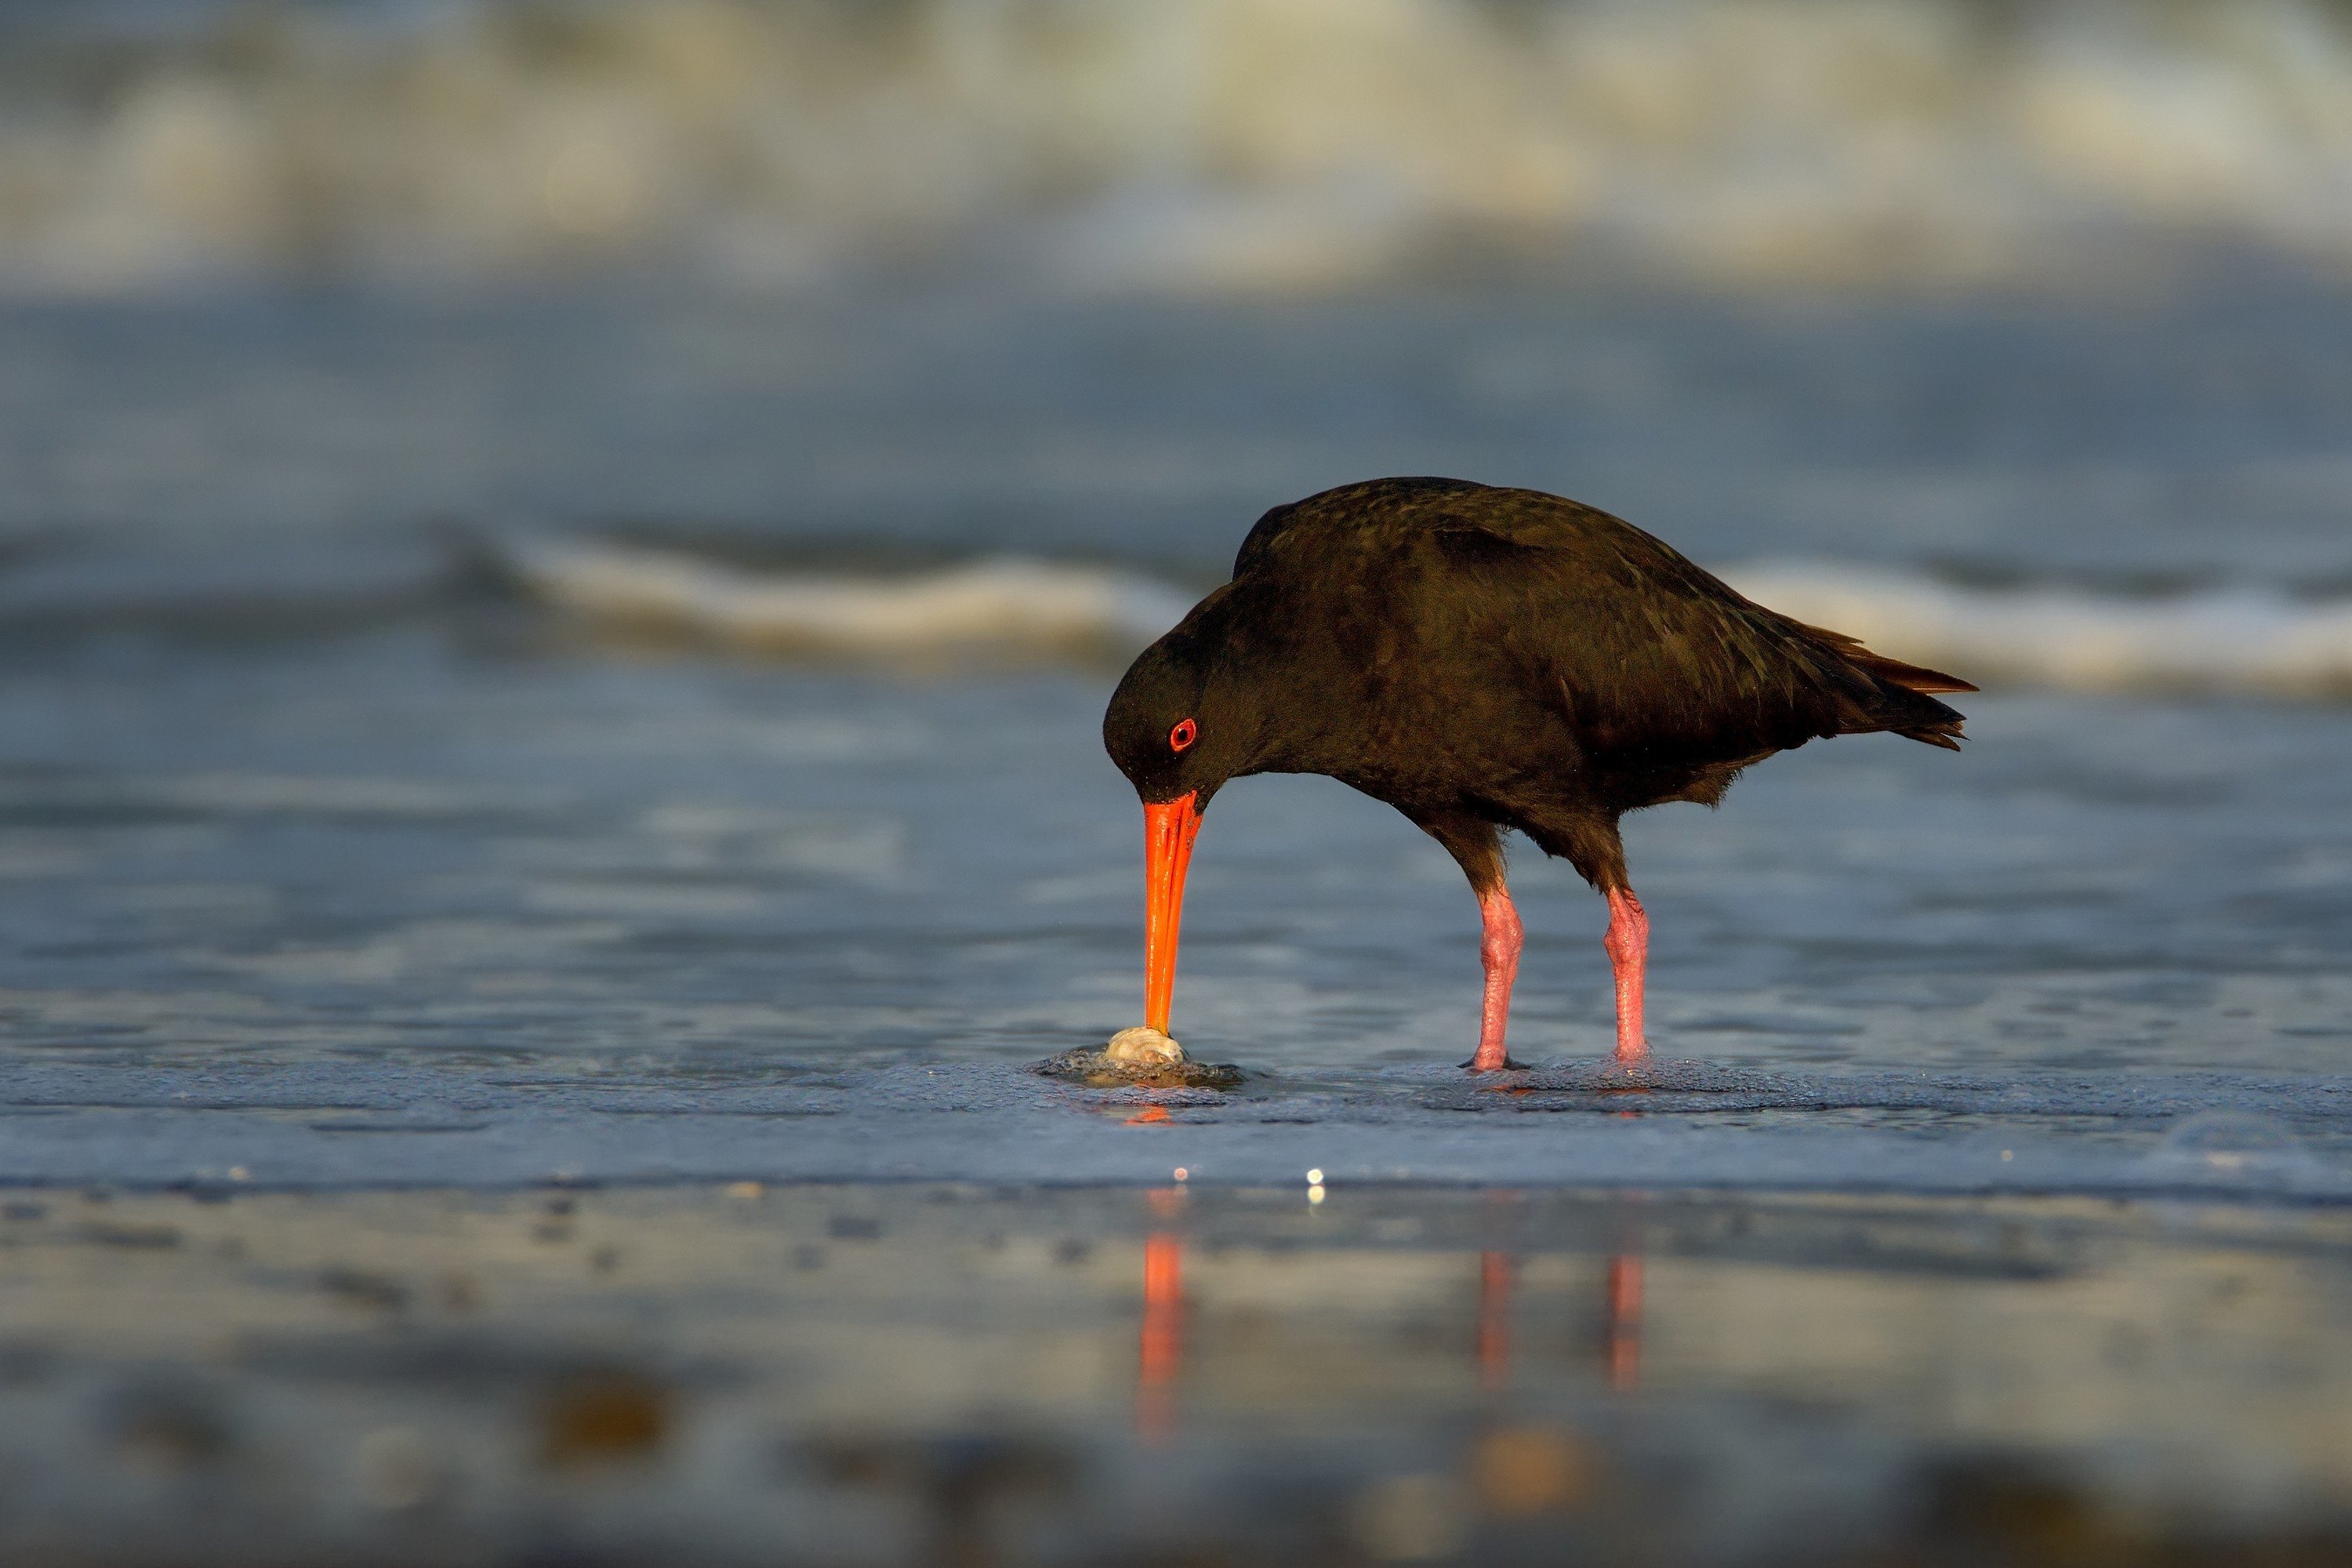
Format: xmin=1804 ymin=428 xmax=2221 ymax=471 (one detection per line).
xmin=0 ymin=1180 xmax=2346 ymax=1566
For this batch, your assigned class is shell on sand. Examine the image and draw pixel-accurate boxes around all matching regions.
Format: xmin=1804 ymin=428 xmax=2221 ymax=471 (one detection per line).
xmin=1036 ymin=1029 xmax=1243 ymax=1089
xmin=1105 ymin=1025 xmax=1185 ymax=1065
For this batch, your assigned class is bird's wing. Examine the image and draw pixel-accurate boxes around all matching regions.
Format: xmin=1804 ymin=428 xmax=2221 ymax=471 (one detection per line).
xmin=1424 ymin=485 xmax=1970 ymax=759
xmin=1233 ymin=476 xmax=1479 ymax=579
xmin=1238 ymin=479 xmax=1966 ymax=764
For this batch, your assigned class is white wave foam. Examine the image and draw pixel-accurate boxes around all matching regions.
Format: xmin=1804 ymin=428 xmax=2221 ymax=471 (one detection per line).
xmin=1725 ymin=563 xmax=2352 ymax=696
xmin=511 ymin=539 xmax=2352 ymax=692
xmin=7 ymin=0 xmax=2352 ymax=292
xmin=504 ymin=538 xmax=1195 ymax=657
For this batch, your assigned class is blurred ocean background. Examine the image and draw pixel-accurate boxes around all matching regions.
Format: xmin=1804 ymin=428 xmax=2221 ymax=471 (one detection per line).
xmin=13 ymin=0 xmax=2352 ymax=294
xmin=2 ymin=0 xmax=2351 ymax=1197
xmin=12 ymin=6 xmax=2352 ymax=1563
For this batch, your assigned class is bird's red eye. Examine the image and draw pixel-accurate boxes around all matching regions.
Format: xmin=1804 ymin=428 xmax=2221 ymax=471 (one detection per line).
xmin=1169 ymin=718 xmax=1198 ymax=752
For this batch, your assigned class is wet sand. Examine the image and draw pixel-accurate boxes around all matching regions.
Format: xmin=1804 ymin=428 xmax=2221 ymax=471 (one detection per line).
xmin=3 ymin=1181 xmax=2349 ymax=1566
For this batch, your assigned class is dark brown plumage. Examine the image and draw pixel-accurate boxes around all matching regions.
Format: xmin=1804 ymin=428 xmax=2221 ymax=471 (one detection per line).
xmin=1103 ymin=477 xmax=1973 ymax=1069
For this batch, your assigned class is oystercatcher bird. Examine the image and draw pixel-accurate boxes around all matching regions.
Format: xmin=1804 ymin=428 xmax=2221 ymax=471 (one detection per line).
xmin=1103 ymin=477 xmax=1973 ymax=1071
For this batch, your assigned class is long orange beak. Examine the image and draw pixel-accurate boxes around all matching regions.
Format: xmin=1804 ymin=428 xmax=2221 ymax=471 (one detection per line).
xmin=1142 ymin=792 xmax=1202 ymax=1033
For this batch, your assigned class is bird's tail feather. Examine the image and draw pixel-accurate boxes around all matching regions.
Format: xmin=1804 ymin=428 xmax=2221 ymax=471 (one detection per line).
xmin=1794 ymin=621 xmax=1977 ymax=696
xmin=1849 ymin=681 xmax=1969 ymax=750
xmin=1792 ymin=620 xmax=1976 ymax=750
xmin=1889 ymin=712 xmax=1966 ymax=751
xmin=1841 ymin=645 xmax=1977 ymax=696
xmin=1854 ymin=647 xmax=1969 ymax=750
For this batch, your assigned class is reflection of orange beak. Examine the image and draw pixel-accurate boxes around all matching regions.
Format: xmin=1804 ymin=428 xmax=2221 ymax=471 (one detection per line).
xmin=1138 ymin=1228 xmax=1185 ymax=1443
xmin=1143 ymin=793 xmax=1202 ymax=1033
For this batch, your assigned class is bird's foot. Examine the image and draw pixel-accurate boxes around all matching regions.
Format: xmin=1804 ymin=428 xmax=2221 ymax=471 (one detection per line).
xmin=1460 ymin=1055 xmax=1530 ymax=1073
xmin=1586 ymin=1052 xmax=1660 ymax=1090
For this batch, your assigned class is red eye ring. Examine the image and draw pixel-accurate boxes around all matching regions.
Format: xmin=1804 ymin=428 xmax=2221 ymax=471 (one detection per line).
xmin=1169 ymin=717 xmax=1198 ymax=753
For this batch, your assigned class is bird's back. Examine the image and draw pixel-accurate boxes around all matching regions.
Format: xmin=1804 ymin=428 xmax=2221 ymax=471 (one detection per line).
xmin=1231 ymin=477 xmax=1971 ymax=814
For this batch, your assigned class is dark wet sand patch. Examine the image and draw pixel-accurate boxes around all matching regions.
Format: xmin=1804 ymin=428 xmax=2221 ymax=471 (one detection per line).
xmin=0 ymin=1183 xmax=2347 ymax=1564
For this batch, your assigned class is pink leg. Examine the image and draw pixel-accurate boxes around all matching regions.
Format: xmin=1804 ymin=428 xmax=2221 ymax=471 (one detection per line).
xmin=1466 ymin=884 xmax=1523 ymax=1072
xmin=1603 ymin=887 xmax=1649 ymax=1062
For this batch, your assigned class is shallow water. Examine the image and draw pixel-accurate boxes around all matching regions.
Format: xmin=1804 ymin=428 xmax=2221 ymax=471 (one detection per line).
xmin=3 ymin=277 xmax=2352 ymax=1201
xmin=2 ymin=629 xmax=2351 ymax=1193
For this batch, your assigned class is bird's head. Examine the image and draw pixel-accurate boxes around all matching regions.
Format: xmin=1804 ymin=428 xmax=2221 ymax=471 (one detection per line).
xmin=1102 ymin=632 xmax=1247 ymax=811
xmin=1101 ymin=617 xmax=1258 ymax=1036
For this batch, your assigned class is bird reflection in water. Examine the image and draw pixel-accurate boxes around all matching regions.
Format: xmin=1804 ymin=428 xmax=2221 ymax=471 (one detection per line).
xmin=1131 ymin=1188 xmax=1646 ymax=1457
xmin=1137 ymin=1188 xmax=1186 ymax=1444
xmin=1477 ymin=1250 xmax=1515 ymax=1392
xmin=1473 ymin=1244 xmax=1646 ymax=1392
xmin=1605 ymin=1254 xmax=1643 ymax=1392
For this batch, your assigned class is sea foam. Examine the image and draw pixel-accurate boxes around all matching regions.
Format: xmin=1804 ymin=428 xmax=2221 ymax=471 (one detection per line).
xmin=1725 ymin=564 xmax=2352 ymax=698
xmin=506 ymin=535 xmax=2352 ymax=696
xmin=503 ymin=537 xmax=1196 ymax=657
xmin=5 ymin=0 xmax=2352 ymax=292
